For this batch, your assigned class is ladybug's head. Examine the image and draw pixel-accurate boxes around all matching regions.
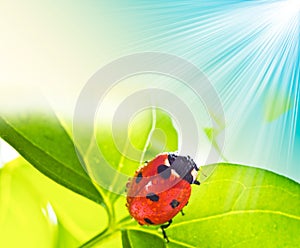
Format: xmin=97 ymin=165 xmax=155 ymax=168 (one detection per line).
xmin=167 ymin=153 xmax=200 ymax=185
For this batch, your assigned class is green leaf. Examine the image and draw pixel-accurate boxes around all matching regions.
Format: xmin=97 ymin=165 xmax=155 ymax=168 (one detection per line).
xmin=264 ymin=90 xmax=293 ymax=122
xmin=97 ymin=164 xmax=299 ymax=247
xmin=0 ymin=159 xmax=58 ymax=247
xmin=0 ymin=112 xmax=103 ymax=204
xmin=122 ymin=230 xmax=166 ymax=248
xmin=56 ymin=221 xmax=79 ymax=248
xmin=0 ymin=157 xmax=108 ymax=247
xmin=80 ymin=108 xmax=178 ymax=197
xmin=203 ymin=111 xmax=227 ymax=162
xmin=165 ymin=163 xmax=300 ymax=247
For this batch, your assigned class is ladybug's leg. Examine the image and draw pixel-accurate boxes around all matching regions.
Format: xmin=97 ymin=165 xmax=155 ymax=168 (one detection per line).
xmin=193 ymin=180 xmax=200 ymax=185
xmin=160 ymin=219 xmax=172 ymax=242
xmin=180 ymin=209 xmax=185 ymax=216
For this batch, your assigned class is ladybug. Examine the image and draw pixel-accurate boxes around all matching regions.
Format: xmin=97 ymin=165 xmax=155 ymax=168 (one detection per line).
xmin=126 ymin=152 xmax=200 ymax=242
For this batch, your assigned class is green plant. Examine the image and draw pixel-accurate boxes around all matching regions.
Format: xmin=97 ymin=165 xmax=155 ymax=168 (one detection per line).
xmin=0 ymin=108 xmax=299 ymax=248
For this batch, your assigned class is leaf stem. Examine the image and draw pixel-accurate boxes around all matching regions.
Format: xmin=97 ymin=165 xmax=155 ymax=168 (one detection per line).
xmin=117 ymin=215 xmax=132 ymax=224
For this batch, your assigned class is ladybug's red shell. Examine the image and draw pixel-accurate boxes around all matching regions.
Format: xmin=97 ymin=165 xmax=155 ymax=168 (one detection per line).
xmin=126 ymin=152 xmax=199 ymax=226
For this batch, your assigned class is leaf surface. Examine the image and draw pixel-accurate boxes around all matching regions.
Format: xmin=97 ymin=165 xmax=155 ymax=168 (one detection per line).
xmin=165 ymin=164 xmax=300 ymax=247
xmin=108 ymin=164 xmax=300 ymax=247
xmin=0 ymin=113 xmax=103 ymax=204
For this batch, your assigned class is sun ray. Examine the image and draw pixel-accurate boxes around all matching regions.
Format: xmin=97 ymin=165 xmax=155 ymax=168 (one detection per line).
xmin=127 ymin=0 xmax=299 ymax=178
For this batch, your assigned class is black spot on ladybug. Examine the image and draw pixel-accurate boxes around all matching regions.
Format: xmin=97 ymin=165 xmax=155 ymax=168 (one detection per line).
xmin=144 ymin=218 xmax=154 ymax=224
xmin=170 ymin=199 xmax=180 ymax=208
xmin=135 ymin=172 xmax=143 ymax=183
xmin=157 ymin=164 xmax=171 ymax=179
xmin=146 ymin=193 xmax=159 ymax=202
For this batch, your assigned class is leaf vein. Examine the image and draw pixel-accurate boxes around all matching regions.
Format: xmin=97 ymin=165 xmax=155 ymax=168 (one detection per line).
xmin=171 ymin=209 xmax=300 ymax=228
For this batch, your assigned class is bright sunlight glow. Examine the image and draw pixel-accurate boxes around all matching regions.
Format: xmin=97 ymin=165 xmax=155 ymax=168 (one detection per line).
xmin=271 ymin=0 xmax=300 ymax=26
xmin=0 ymin=139 xmax=19 ymax=168
xmin=42 ymin=202 xmax=58 ymax=226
